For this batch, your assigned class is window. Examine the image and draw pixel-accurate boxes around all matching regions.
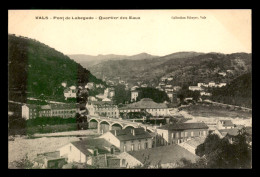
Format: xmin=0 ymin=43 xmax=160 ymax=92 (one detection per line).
xmin=131 ymin=144 xmax=134 ymax=151
xmin=123 ymin=145 xmax=126 ymax=152
xmin=122 ymin=159 xmax=126 ymax=166
xmin=185 ymin=132 xmax=188 ymax=137
xmin=172 ymin=133 xmax=174 ymax=138
xmin=191 ymin=132 xmax=194 ymax=137
xmin=145 ymin=142 xmax=148 ymax=149
xmin=138 ymin=144 xmax=141 ymax=150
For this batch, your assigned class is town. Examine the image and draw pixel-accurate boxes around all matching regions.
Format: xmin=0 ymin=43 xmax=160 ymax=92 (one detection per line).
xmin=10 ymin=76 xmax=251 ymax=169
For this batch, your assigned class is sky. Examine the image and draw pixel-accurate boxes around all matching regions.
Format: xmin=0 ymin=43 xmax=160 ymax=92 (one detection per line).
xmin=8 ymin=10 xmax=251 ymax=56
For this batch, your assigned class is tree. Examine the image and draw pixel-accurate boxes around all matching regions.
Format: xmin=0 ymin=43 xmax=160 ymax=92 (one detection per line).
xmin=195 ymin=133 xmax=251 ymax=168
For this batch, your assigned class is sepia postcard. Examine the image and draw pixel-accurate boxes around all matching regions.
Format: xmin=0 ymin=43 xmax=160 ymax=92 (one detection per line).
xmin=8 ymin=9 xmax=252 ymax=169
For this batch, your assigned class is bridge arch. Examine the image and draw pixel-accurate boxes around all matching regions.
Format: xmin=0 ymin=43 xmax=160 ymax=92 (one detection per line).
xmin=99 ymin=120 xmax=112 ymax=134
xmin=123 ymin=124 xmax=138 ymax=130
xmin=88 ymin=118 xmax=99 ymax=129
xmin=110 ymin=122 xmax=124 ymax=131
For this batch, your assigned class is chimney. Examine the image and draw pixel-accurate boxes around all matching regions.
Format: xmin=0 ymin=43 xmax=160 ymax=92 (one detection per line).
xmin=115 ymin=130 xmax=117 ymax=136
xmin=132 ymin=129 xmax=135 ymax=136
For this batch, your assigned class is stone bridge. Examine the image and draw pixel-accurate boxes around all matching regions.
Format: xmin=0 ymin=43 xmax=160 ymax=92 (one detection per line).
xmin=87 ymin=116 xmax=156 ymax=134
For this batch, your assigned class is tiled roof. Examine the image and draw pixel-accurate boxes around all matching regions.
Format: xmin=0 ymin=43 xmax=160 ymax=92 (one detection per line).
xmin=219 ymin=128 xmax=240 ymax=136
xmin=110 ymin=128 xmax=152 ymax=141
xmin=128 ymin=144 xmax=198 ymax=166
xmin=182 ymin=136 xmax=206 ymax=148
xmin=71 ymin=138 xmax=118 ymax=155
xmin=159 ymin=122 xmax=209 ymax=131
xmin=50 ymin=103 xmax=78 ymax=110
xmin=219 ymin=120 xmax=234 ymax=127
xmin=24 ymin=104 xmax=40 ymax=109
xmin=119 ymin=98 xmax=168 ymax=109
xmin=89 ymin=100 xmax=114 ymax=105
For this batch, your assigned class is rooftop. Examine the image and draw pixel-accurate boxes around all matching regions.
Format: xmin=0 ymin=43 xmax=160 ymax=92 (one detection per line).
xmin=159 ymin=122 xmax=209 ymax=131
xmin=119 ymin=98 xmax=168 ymax=109
xmin=181 ymin=136 xmax=206 ymax=148
xmin=109 ymin=128 xmax=152 ymax=141
xmin=219 ymin=128 xmax=240 ymax=136
xmin=219 ymin=120 xmax=234 ymax=127
xmin=71 ymin=138 xmax=118 ymax=155
xmin=128 ymin=144 xmax=198 ymax=166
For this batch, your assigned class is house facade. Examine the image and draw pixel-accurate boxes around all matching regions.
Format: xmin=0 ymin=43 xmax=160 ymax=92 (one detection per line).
xmin=64 ymin=87 xmax=77 ymax=100
xmin=119 ymin=98 xmax=170 ymax=116
xmin=216 ymin=120 xmax=234 ymax=130
xmin=131 ymin=90 xmax=139 ymax=102
xmin=22 ymin=103 xmax=79 ymax=120
xmin=99 ymin=128 xmax=153 ymax=152
xmin=86 ymin=101 xmax=119 ymax=118
xmin=156 ymin=122 xmax=209 ymax=145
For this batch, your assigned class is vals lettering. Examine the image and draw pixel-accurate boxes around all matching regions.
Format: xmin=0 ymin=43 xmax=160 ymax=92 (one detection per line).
xmin=35 ymin=16 xmax=48 ymax=20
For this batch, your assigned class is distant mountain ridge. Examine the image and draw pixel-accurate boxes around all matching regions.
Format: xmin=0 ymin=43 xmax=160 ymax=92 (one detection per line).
xmin=87 ymin=51 xmax=251 ymax=87
xmin=68 ymin=53 xmax=159 ymax=69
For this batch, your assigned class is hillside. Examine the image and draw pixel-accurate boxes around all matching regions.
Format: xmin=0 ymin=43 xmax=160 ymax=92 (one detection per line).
xmin=88 ymin=52 xmax=251 ymax=87
xmin=211 ymin=72 xmax=252 ymax=108
xmin=68 ymin=53 xmax=159 ymax=69
xmin=8 ymin=34 xmax=104 ymax=102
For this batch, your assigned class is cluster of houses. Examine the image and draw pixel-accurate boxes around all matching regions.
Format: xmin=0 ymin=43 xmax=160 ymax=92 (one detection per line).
xmin=188 ymin=81 xmax=227 ymax=97
xmin=86 ymin=98 xmax=172 ymax=118
xmin=32 ymin=117 xmax=252 ymax=169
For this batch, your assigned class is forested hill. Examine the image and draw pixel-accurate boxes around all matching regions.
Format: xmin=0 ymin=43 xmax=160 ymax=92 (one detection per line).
xmin=8 ymin=34 xmax=104 ymax=102
xmin=211 ymin=72 xmax=252 ymax=108
xmin=89 ymin=52 xmax=251 ymax=87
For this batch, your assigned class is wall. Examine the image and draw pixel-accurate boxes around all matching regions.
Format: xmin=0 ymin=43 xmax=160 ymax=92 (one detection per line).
xmin=22 ymin=105 xmax=29 ymax=119
xmin=119 ymin=138 xmax=153 ymax=152
xmin=58 ymin=143 xmax=86 ymax=163
xmin=99 ymin=132 xmax=121 ymax=148
xmin=156 ymin=128 xmax=208 ymax=145
xmin=117 ymin=152 xmax=143 ymax=168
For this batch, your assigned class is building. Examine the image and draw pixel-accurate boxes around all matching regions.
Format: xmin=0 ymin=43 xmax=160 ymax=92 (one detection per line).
xmin=141 ymin=84 xmax=148 ymax=88
xmin=218 ymin=72 xmax=227 ymax=77
xmin=33 ymin=151 xmax=67 ymax=169
xmin=131 ymin=90 xmax=139 ymax=102
xmin=156 ymin=122 xmax=209 ymax=145
xmin=167 ymin=77 xmax=173 ymax=81
xmin=188 ymin=86 xmax=204 ymax=91
xmin=178 ymin=136 xmax=206 ymax=154
xmin=99 ymin=128 xmax=153 ymax=152
xmin=127 ymin=144 xmax=198 ymax=168
xmin=88 ymin=96 xmax=98 ymax=101
xmin=160 ymin=77 xmax=167 ymax=82
xmin=217 ymin=83 xmax=227 ymax=87
xmin=217 ymin=120 xmax=234 ymax=130
xmin=104 ymin=88 xmax=115 ymax=98
xmin=119 ymin=98 xmax=170 ymax=116
xmin=200 ymin=92 xmax=212 ymax=96
xmin=61 ymin=82 xmax=67 ymax=88
xmin=64 ymin=87 xmax=77 ymax=100
xmin=166 ymin=92 xmax=174 ymax=102
xmin=86 ymin=101 xmax=119 ymax=118
xmin=22 ymin=103 xmax=79 ymax=120
xmin=58 ymin=138 xmax=119 ymax=166
xmin=85 ymin=82 xmax=95 ymax=90
xmin=173 ymin=86 xmax=181 ymax=91
xmin=208 ymin=81 xmax=216 ymax=87
xmin=131 ymin=86 xmax=139 ymax=91
xmin=197 ymin=83 xmax=204 ymax=87
xmin=96 ymin=84 xmax=105 ymax=88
